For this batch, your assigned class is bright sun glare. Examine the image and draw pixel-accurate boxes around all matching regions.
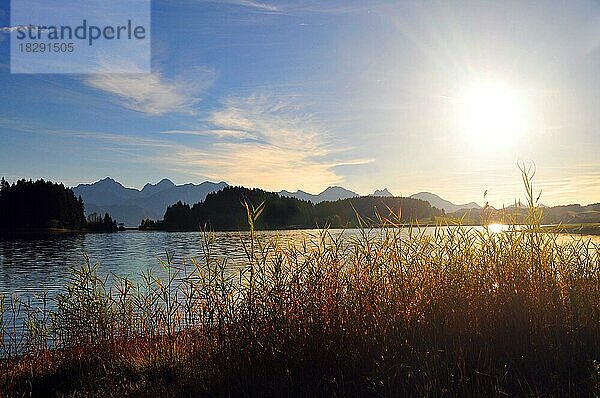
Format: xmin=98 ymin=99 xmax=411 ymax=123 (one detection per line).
xmin=458 ymin=80 xmax=528 ymax=148
xmin=487 ymin=223 xmax=507 ymax=234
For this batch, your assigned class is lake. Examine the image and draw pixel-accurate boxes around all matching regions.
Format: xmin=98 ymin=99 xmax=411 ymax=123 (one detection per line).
xmin=1 ymin=227 xmax=599 ymax=349
xmin=0 ymin=229 xmax=368 ymax=302
xmin=2 ymin=228 xmax=600 ymax=301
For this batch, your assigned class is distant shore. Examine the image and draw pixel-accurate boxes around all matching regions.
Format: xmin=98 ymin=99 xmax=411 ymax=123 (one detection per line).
xmin=539 ymin=223 xmax=600 ymax=236
xmin=3 ymin=223 xmax=600 ymax=240
xmin=0 ymin=226 xmax=124 ymax=240
xmin=0 ymin=227 xmax=84 ymax=239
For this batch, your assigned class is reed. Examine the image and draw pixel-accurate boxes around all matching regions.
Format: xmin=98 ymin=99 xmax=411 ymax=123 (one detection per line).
xmin=1 ymin=169 xmax=599 ymax=396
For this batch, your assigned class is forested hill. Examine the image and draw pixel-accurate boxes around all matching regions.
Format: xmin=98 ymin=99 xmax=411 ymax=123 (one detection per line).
xmin=156 ymin=186 xmax=442 ymax=231
xmin=315 ymin=196 xmax=441 ymax=228
xmin=0 ymin=178 xmax=86 ymax=230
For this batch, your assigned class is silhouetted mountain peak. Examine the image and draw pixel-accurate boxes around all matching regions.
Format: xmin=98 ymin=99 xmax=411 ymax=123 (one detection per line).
xmin=279 ymin=186 xmax=359 ymax=203
xmin=96 ymin=177 xmax=122 ymax=187
xmin=82 ymin=177 xmax=132 ymax=194
xmin=295 ymin=190 xmax=311 ymax=195
xmin=410 ymin=192 xmax=480 ymax=213
xmin=157 ymin=178 xmax=175 ymax=186
xmin=323 ymin=186 xmax=344 ymax=192
xmin=142 ymin=178 xmax=175 ymax=194
xmin=321 ymin=186 xmax=359 ymax=200
xmin=371 ymin=188 xmax=393 ymax=197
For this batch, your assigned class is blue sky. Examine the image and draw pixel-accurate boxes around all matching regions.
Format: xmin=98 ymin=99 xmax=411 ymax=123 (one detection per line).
xmin=1 ymin=0 xmax=599 ymax=206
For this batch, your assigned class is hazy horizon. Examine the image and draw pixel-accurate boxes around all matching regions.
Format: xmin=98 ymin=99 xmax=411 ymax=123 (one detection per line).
xmin=51 ymin=174 xmax=593 ymax=208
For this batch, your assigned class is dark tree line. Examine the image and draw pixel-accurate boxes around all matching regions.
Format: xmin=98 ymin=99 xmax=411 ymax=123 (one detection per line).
xmin=313 ymin=196 xmax=441 ymax=228
xmin=157 ymin=186 xmax=442 ymax=231
xmin=447 ymin=202 xmax=600 ymax=225
xmin=86 ymin=212 xmax=119 ymax=232
xmin=161 ymin=187 xmax=313 ymax=231
xmin=0 ymin=178 xmax=86 ymax=230
xmin=139 ymin=218 xmax=162 ymax=231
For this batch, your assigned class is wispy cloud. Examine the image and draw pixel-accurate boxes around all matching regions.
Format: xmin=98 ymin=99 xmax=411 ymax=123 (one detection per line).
xmin=0 ymin=25 xmax=30 ymax=33
xmin=152 ymin=95 xmax=373 ymax=192
xmin=75 ymin=95 xmax=370 ymax=192
xmin=226 ymin=0 xmax=279 ymax=12
xmin=56 ymin=131 xmax=176 ymax=151
xmin=162 ymin=129 xmax=256 ymax=139
xmin=84 ymin=68 xmax=215 ymax=116
xmin=0 ymin=25 xmax=39 ymax=43
xmin=204 ymin=0 xmax=280 ymax=12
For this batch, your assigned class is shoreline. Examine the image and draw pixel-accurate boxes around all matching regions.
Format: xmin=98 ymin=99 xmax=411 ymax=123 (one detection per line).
xmin=0 ymin=227 xmax=123 ymax=240
xmin=3 ymin=223 xmax=600 ymax=239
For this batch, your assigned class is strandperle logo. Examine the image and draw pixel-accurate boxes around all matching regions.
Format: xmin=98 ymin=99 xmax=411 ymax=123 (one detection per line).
xmin=11 ymin=0 xmax=151 ymax=74
xmin=15 ymin=20 xmax=147 ymax=46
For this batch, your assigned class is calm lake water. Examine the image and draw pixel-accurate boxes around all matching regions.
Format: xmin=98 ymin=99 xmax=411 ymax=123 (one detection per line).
xmin=0 ymin=229 xmax=360 ymax=301
xmin=2 ymin=228 xmax=600 ymax=299
xmin=1 ymin=228 xmax=599 ymax=347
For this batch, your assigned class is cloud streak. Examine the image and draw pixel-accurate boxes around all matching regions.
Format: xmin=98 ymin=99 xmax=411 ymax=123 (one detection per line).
xmin=0 ymin=25 xmax=29 ymax=33
xmin=202 ymin=0 xmax=280 ymax=12
xmin=79 ymin=96 xmax=370 ymax=191
xmin=153 ymin=95 xmax=373 ymax=191
xmin=84 ymin=68 xmax=215 ymax=116
xmin=226 ymin=0 xmax=279 ymax=12
xmin=161 ymin=129 xmax=256 ymax=139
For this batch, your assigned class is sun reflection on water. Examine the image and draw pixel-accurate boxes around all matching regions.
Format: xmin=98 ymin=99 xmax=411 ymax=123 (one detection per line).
xmin=487 ymin=223 xmax=508 ymax=234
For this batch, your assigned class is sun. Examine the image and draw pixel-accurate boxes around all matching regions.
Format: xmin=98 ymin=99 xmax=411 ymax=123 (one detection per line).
xmin=457 ymin=80 xmax=528 ymax=148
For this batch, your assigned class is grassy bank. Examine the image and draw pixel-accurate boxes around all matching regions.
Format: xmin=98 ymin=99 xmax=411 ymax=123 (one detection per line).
xmin=2 ymin=178 xmax=600 ymax=396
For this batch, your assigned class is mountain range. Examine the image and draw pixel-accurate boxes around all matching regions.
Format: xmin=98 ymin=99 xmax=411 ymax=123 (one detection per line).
xmin=279 ymin=186 xmax=359 ymax=203
xmin=409 ymin=192 xmax=481 ymax=213
xmin=371 ymin=188 xmax=394 ymax=197
xmin=72 ymin=178 xmax=228 ymax=226
xmin=72 ymin=178 xmax=481 ymax=226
